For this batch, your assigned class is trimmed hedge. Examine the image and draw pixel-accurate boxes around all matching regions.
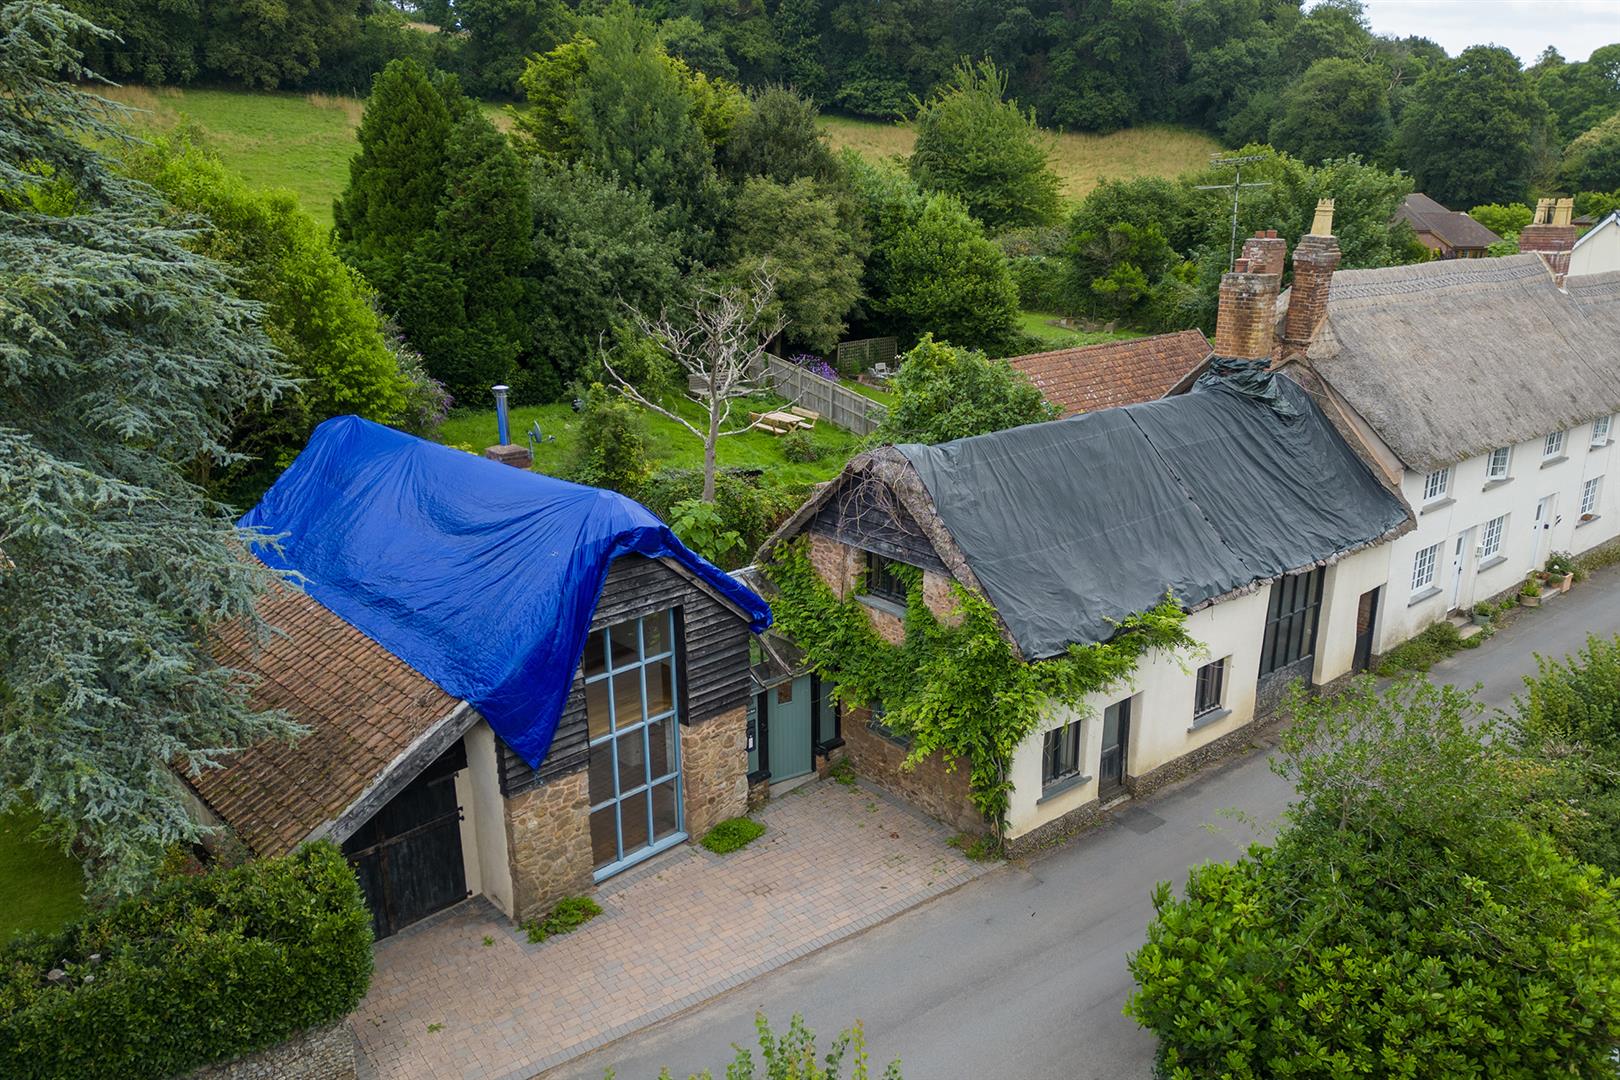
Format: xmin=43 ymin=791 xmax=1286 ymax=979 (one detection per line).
xmin=0 ymin=842 xmax=373 ymax=1080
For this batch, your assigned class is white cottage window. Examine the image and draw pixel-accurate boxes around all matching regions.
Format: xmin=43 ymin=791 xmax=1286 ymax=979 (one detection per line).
xmin=1422 ymin=467 xmax=1450 ymax=502
xmin=1485 ymin=447 xmax=1511 ymax=481
xmin=1480 ymin=515 xmax=1506 ymax=559
xmin=1593 ymin=416 xmax=1614 ymax=448
xmin=1411 ymin=542 xmax=1440 ymax=592
xmin=1582 ymin=476 xmax=1603 ymax=517
xmin=1544 ymin=431 xmax=1566 ymax=459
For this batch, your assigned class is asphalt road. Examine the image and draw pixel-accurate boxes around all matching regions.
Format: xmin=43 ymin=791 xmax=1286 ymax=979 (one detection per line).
xmin=549 ymin=565 xmax=1620 ymax=1080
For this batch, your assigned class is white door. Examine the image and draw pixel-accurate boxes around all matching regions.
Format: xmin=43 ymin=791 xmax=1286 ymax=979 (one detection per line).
xmin=1533 ymin=495 xmax=1558 ymax=570
xmin=1449 ymin=530 xmax=1472 ymax=610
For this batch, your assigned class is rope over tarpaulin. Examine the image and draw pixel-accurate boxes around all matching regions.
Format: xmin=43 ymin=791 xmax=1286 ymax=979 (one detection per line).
xmin=240 ymin=416 xmax=771 ymax=767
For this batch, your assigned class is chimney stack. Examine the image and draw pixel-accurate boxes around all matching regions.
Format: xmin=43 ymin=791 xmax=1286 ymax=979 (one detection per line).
xmin=1519 ymin=196 xmax=1577 ymax=285
xmin=483 ymin=383 xmax=534 ymax=469
xmin=1281 ymin=199 xmax=1342 ymax=358
xmin=1214 ymin=230 xmax=1287 ymax=362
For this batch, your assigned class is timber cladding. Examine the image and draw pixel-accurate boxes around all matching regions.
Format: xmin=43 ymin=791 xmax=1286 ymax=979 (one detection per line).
xmin=498 ymin=554 xmax=753 ymax=796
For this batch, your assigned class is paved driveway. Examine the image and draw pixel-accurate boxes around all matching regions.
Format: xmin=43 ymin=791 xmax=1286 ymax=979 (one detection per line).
xmin=552 ymin=566 xmax=1620 ymax=1080
xmin=353 ymin=778 xmax=992 ymax=1080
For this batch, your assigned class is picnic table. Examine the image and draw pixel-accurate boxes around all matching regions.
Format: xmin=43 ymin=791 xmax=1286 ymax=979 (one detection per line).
xmin=751 ymin=408 xmax=818 ymax=435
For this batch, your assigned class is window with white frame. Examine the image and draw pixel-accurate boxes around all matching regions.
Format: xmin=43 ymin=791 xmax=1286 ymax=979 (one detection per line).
xmin=1594 ymin=416 xmax=1614 ymax=448
xmin=1544 ymin=430 xmax=1566 ymax=459
xmin=1480 ymin=514 xmax=1506 ymax=559
xmin=1582 ymin=476 xmax=1603 ymax=517
xmin=1485 ymin=447 xmax=1511 ymax=481
xmin=1421 ymin=467 xmax=1450 ymax=502
xmin=1411 ymin=542 xmax=1440 ymax=592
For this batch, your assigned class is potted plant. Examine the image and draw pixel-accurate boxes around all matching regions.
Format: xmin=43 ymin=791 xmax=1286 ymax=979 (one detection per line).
xmin=1520 ymin=574 xmax=1543 ymax=607
xmin=1545 ymin=551 xmax=1577 ymax=593
xmin=1470 ymin=601 xmax=1494 ymax=626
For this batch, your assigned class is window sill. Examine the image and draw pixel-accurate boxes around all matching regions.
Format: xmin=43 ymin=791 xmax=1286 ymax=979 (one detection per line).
xmin=1482 ymin=477 xmax=1512 ymax=491
xmin=1478 ymin=554 xmax=1509 ymax=571
xmin=1037 ymin=772 xmax=1092 ymax=805
xmin=814 ymin=737 xmax=845 ymax=756
xmin=1419 ymin=496 xmax=1455 ymax=514
xmin=856 ymin=593 xmax=907 ymax=619
xmin=1188 ymin=707 xmax=1232 ymax=733
xmin=1408 ymin=584 xmax=1443 ymax=607
xmin=1541 ymin=455 xmax=1568 ymax=469
xmin=1577 ymin=514 xmax=1603 ymax=528
xmin=1591 ymin=439 xmax=1613 ymax=451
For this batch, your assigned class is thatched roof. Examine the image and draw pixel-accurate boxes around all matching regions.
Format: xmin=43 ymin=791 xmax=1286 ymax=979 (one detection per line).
xmin=1568 ymin=269 xmax=1620 ymax=336
xmin=1305 ymin=254 xmax=1620 ymax=472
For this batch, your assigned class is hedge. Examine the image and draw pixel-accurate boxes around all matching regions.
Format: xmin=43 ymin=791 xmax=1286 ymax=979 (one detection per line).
xmin=0 ymin=842 xmax=373 ymax=1080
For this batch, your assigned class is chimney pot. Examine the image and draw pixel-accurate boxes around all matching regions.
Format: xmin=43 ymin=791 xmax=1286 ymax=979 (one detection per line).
xmin=1234 ymin=257 xmax=1250 ymax=272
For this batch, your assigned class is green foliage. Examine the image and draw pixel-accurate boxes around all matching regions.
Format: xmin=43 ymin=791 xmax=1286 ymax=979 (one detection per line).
xmin=669 ymin=498 xmax=746 ymax=565
xmin=846 ymin=156 xmax=1019 ymax=351
xmin=1467 ymin=201 xmax=1535 ymax=239
xmin=722 ymin=85 xmax=838 ymax=184
xmin=565 ymin=386 xmax=653 ymax=496
xmin=764 ymin=543 xmax=1195 ymax=835
xmin=729 ymin=177 xmax=867 ymax=353
xmin=1127 ymin=679 xmax=1620 ymax=1079
xmin=1531 ymin=44 xmax=1620 ymax=145
xmin=908 ymin=58 xmax=1062 ymax=232
xmin=636 ymin=1013 xmax=901 ymax=1080
xmin=521 ymin=895 xmax=602 ymax=943
xmin=1546 ymin=549 xmax=1581 ymax=580
xmin=1268 ymin=57 xmax=1393 ymax=164
xmin=946 ymin=832 xmax=1000 ymax=862
xmin=876 ymin=335 xmax=1058 ymax=445
xmin=1562 ymin=110 xmax=1620 ymax=193
xmin=640 ymin=468 xmax=804 ymax=568
xmin=450 ymin=0 xmax=572 ymax=99
xmin=1063 ymin=219 xmax=1192 ymax=327
xmin=0 ymin=3 xmax=296 ymax=894
xmin=779 ymin=428 xmax=824 ymax=464
xmin=123 ymin=135 xmax=419 ymax=496
xmin=1522 ymin=573 xmax=1544 ymax=598
xmin=1576 ymin=189 xmax=1620 ymax=220
xmin=0 ymin=843 xmax=373 ymax=1080
xmin=1373 ymin=620 xmax=1464 ymax=676
xmin=699 ymin=817 xmax=766 ymax=854
xmin=1398 ymin=45 xmax=1553 ymax=207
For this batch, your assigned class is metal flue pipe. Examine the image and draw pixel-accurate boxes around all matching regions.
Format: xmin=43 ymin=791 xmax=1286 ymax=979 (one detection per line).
xmin=493 ymin=384 xmax=511 ymax=446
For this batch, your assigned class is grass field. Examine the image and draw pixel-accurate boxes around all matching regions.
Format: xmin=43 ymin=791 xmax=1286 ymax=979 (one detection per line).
xmin=436 ymin=393 xmax=862 ymax=488
xmin=0 ymin=810 xmax=85 ymax=943
xmin=1017 ymin=311 xmax=1145 ymax=349
xmin=96 ymin=84 xmax=1219 ymax=226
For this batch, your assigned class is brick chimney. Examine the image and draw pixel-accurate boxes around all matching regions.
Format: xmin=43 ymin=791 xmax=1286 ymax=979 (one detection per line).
xmin=1214 ymin=230 xmax=1286 ymax=361
xmin=1518 ymin=196 xmax=1577 ymax=285
xmin=1281 ymin=199 xmax=1342 ymax=358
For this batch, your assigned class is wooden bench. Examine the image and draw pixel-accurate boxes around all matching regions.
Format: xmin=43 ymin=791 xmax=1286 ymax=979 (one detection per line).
xmin=787 ymin=406 xmax=820 ymax=426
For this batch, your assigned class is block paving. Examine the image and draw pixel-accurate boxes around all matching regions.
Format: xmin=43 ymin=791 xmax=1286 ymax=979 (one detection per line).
xmin=352 ymin=778 xmax=995 ymax=1080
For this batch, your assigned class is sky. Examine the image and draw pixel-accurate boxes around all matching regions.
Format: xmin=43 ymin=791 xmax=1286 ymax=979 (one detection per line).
xmin=1352 ymin=0 xmax=1620 ymax=63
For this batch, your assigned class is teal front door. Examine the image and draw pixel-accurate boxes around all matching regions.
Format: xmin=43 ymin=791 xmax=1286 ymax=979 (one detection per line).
xmin=766 ymin=675 xmax=815 ymax=782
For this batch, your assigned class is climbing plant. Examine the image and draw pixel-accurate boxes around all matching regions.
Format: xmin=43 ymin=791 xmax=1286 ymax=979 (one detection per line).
xmin=765 ymin=543 xmax=1198 ymax=839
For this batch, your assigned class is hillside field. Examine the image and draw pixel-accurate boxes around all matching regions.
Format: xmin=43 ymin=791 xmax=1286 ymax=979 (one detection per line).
xmin=98 ymin=84 xmax=1219 ymax=226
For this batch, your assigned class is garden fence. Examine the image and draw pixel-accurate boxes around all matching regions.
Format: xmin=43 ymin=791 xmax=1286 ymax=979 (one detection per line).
xmin=760 ymin=354 xmax=887 ymax=437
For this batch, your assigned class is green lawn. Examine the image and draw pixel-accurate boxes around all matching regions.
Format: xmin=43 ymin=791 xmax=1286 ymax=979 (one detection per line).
xmin=841 ymin=379 xmax=894 ymax=406
xmin=1016 ymin=311 xmax=1146 ymax=350
xmin=0 ymin=810 xmax=85 ymax=943
xmin=436 ymin=394 xmax=863 ymax=488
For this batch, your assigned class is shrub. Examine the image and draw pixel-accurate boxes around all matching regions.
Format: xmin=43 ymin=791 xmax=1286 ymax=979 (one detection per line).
xmin=0 ymin=843 xmax=372 ymax=1080
xmin=564 ymin=384 xmax=652 ymax=496
xmin=1522 ymin=573 xmax=1543 ymax=598
xmin=629 ymin=1013 xmax=901 ymax=1079
xmin=779 ymin=429 xmax=824 ymax=463
xmin=700 ymin=817 xmax=766 ymax=854
xmin=669 ymin=498 xmax=745 ymax=565
xmin=521 ymin=896 xmax=602 ymax=943
xmin=1545 ymin=549 xmax=1580 ymax=580
xmin=1006 ymin=254 xmax=1067 ymax=311
xmin=876 ymin=334 xmax=1058 ymax=445
xmin=1374 ymin=620 xmax=1464 ymax=676
xmin=640 ymin=468 xmax=804 ymax=567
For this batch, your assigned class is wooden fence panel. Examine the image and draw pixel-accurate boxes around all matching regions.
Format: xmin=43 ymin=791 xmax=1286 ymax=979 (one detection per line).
xmin=834 ymin=337 xmax=897 ymax=376
xmin=761 ymin=354 xmax=888 ymax=436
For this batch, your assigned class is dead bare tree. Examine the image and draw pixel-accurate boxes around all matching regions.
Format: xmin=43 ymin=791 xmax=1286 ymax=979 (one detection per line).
xmin=604 ymin=271 xmax=788 ymax=503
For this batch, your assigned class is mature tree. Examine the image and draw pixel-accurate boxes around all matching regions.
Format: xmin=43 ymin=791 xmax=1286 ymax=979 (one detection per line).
xmin=199 ymin=0 xmax=353 ymax=88
xmin=0 ymin=3 xmax=295 ymax=893
xmin=1269 ymin=57 xmax=1394 ymax=163
xmin=1562 ymin=110 xmax=1620 ymax=193
xmin=1128 ymin=679 xmax=1620 ymax=1077
xmin=1467 ymin=201 xmax=1534 ymax=240
xmin=527 ymin=162 xmax=681 ymax=399
xmin=606 ymin=273 xmax=786 ymax=502
xmin=721 ymin=84 xmax=837 ymax=184
xmin=728 ymin=177 xmax=866 ymax=353
xmin=1063 ymin=220 xmax=1193 ymax=329
xmin=908 ymin=58 xmax=1062 ymax=231
xmin=1532 ymin=44 xmax=1620 ymax=145
xmin=876 ymin=335 xmax=1057 ymax=444
xmin=1397 ymin=45 xmax=1551 ymax=207
xmin=123 ymin=137 xmax=421 ymax=498
xmin=450 ymin=0 xmax=570 ymax=98
xmin=849 ymin=156 xmax=1020 ymax=352
xmin=1026 ymin=0 xmax=1182 ymax=132
xmin=333 ymin=57 xmax=455 ymax=302
xmin=397 ymin=112 xmax=531 ymax=404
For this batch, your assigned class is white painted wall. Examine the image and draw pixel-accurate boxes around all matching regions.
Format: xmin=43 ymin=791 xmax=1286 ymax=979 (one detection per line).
xmin=1311 ymin=544 xmax=1393 ymax=686
xmin=462 ymin=720 xmax=514 ymax=917
xmin=1380 ymin=419 xmax=1620 ymax=648
xmin=1571 ymin=216 xmax=1620 ymax=278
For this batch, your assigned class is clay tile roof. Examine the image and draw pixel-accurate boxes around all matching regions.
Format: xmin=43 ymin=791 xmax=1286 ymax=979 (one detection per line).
xmin=189 ymin=586 xmax=461 ymax=857
xmin=1394 ymin=193 xmax=1503 ymax=251
xmin=1006 ymin=329 xmax=1212 ymax=417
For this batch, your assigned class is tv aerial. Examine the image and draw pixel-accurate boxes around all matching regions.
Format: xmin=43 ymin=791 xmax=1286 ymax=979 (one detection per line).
xmin=1194 ymin=154 xmax=1274 ymax=270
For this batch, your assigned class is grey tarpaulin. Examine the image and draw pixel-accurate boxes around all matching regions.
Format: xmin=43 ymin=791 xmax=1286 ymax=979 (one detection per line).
xmin=897 ymin=370 xmax=1408 ymax=659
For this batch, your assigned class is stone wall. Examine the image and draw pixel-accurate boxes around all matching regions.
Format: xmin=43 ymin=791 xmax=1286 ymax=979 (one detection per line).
xmin=189 ymin=1022 xmax=357 ymax=1080
xmin=1127 ymin=709 xmax=1276 ymax=800
xmin=1004 ymin=797 xmax=1102 ymax=858
xmin=681 ymin=705 xmax=749 ymax=836
xmin=842 ymin=706 xmax=981 ymax=834
xmin=807 ymin=531 xmax=859 ymax=598
xmin=504 ymin=768 xmax=593 ymax=922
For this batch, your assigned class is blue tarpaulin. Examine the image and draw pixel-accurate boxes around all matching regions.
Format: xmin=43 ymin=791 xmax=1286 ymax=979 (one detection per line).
xmin=240 ymin=416 xmax=771 ymax=767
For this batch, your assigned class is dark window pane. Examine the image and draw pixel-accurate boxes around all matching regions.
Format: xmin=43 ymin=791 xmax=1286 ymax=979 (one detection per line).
xmin=609 ymin=620 xmax=639 ymax=669
xmin=617 ymin=727 xmax=648 ymax=794
xmin=646 ymin=660 xmax=676 ymax=718
xmin=588 ymin=745 xmax=616 ymax=805
xmin=613 ymin=668 xmax=644 ymax=729
xmin=651 ymin=780 xmax=680 ymax=841
xmin=586 ymin=678 xmax=612 ymax=741
xmin=647 ymin=717 xmax=675 ymax=781
xmin=619 ymin=790 xmax=650 ymax=854
xmin=582 ymin=630 xmax=607 ymax=679
xmin=643 ymin=613 xmax=669 ymax=656
xmin=590 ymin=807 xmax=619 ymax=868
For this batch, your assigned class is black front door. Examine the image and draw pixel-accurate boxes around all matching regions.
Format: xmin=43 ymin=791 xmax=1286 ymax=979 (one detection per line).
xmin=1352 ymin=587 xmax=1381 ymax=674
xmin=1098 ymin=697 xmax=1131 ymax=798
xmin=343 ymin=742 xmax=468 ymax=939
